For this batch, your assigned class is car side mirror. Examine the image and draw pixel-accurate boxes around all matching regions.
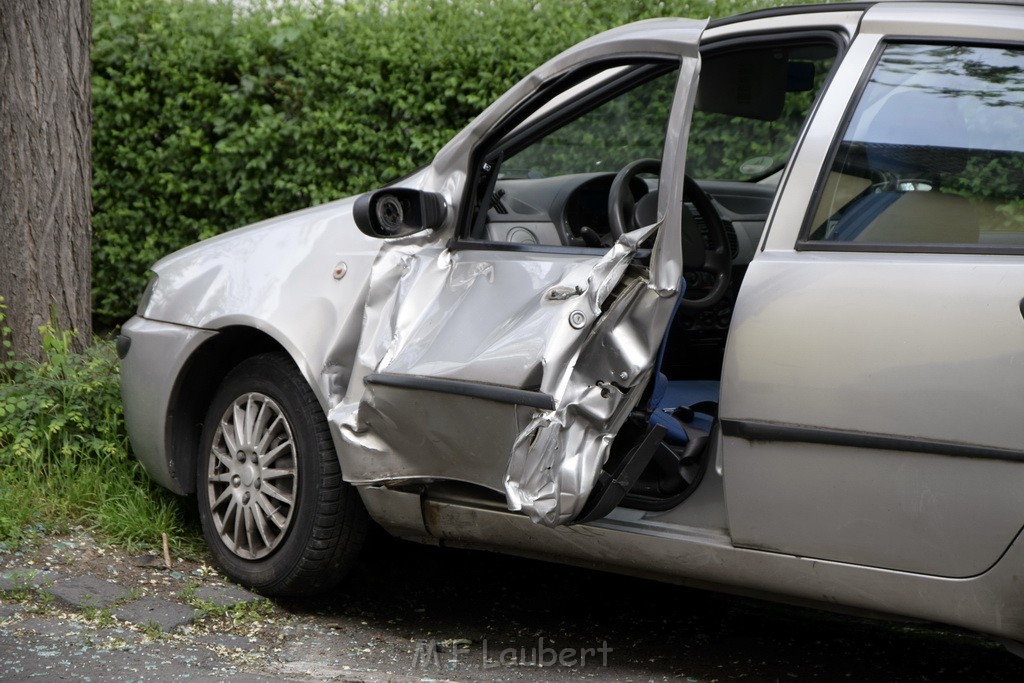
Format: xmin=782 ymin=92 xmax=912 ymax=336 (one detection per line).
xmin=353 ymin=188 xmax=447 ymax=238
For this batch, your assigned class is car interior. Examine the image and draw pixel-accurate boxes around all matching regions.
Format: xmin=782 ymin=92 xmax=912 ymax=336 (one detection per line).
xmin=460 ymin=37 xmax=840 ymax=513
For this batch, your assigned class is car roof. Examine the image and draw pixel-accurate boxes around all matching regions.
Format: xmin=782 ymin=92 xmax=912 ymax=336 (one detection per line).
xmin=710 ymin=0 xmax=1024 ymax=28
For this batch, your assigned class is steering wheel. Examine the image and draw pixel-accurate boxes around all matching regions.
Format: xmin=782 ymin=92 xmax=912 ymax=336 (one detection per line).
xmin=607 ymin=158 xmax=732 ymax=311
xmin=608 ymin=158 xmax=661 ymax=238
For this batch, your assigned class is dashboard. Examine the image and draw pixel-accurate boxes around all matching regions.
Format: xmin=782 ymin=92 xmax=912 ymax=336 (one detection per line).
xmin=483 ymin=172 xmax=775 ymax=343
xmin=485 ymin=172 xmax=773 ymax=266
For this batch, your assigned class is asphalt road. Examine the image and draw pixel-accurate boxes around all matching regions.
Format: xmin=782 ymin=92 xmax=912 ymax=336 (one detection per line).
xmin=3 ymin=529 xmax=1023 ymax=682
xmin=273 ymin=532 xmax=1024 ymax=682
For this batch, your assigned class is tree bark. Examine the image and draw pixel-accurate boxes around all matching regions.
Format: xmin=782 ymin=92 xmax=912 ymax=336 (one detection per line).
xmin=0 ymin=0 xmax=92 ymax=361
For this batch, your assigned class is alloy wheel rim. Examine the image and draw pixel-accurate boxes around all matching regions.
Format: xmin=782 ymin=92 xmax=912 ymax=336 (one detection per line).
xmin=207 ymin=392 xmax=298 ymax=560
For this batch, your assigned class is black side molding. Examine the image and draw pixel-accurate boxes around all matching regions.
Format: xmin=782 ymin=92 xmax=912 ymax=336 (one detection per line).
xmin=721 ymin=419 xmax=1024 ymax=463
xmin=365 ymin=373 xmax=555 ymax=410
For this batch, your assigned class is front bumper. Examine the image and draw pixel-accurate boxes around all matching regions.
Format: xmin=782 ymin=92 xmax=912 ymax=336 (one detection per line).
xmin=119 ymin=316 xmax=216 ymax=494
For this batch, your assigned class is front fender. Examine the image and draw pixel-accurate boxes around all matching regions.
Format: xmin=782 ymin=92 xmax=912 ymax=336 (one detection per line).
xmin=142 ymin=195 xmax=384 ymax=410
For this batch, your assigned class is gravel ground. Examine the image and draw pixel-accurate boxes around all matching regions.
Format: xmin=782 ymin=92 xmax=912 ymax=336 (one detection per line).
xmin=2 ymin=528 xmax=1023 ymax=682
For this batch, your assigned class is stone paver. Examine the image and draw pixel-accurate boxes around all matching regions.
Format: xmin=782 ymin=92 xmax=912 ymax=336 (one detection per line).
xmin=193 ymin=583 xmax=262 ymax=608
xmin=47 ymin=575 xmax=131 ymax=609
xmin=114 ymin=597 xmax=195 ymax=632
xmin=11 ymin=617 xmax=85 ymax=638
xmin=0 ymin=569 xmax=59 ymax=592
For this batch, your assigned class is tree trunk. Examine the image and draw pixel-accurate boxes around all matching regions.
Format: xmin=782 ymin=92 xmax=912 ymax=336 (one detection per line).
xmin=0 ymin=0 xmax=92 ymax=361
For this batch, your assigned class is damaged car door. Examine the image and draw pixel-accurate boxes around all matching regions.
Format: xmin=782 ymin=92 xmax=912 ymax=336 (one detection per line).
xmin=332 ymin=23 xmax=705 ymax=526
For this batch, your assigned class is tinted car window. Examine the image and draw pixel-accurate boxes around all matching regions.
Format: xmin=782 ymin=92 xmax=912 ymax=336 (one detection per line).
xmin=806 ymin=43 xmax=1024 ymax=248
xmin=687 ymin=43 xmax=836 ymax=184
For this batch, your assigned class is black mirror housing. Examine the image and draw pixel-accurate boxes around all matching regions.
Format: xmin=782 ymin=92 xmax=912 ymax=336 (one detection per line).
xmin=353 ymin=188 xmax=447 ymax=238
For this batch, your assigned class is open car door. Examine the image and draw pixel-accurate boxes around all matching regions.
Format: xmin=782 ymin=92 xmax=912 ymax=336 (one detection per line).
xmin=332 ymin=20 xmax=705 ymax=526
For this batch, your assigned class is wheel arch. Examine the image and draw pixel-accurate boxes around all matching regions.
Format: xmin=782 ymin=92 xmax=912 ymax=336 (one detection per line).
xmin=165 ymin=324 xmax=322 ymax=494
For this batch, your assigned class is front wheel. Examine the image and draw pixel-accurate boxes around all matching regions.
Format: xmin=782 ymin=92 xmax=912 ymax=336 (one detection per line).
xmin=196 ymin=352 xmax=368 ymax=596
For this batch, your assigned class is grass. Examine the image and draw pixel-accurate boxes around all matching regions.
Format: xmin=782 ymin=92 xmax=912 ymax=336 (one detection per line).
xmin=0 ymin=297 xmax=202 ymax=555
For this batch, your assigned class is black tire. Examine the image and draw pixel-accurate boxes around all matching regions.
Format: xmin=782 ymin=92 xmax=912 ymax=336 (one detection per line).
xmin=195 ymin=352 xmax=368 ymax=596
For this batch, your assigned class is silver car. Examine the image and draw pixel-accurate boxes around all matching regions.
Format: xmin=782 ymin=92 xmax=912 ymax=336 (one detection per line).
xmin=120 ymin=0 xmax=1024 ymax=647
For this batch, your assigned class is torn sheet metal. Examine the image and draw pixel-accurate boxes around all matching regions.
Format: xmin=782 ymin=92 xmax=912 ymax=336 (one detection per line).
xmin=329 ymin=222 xmax=677 ymax=526
xmin=505 ymin=267 xmax=677 ymax=526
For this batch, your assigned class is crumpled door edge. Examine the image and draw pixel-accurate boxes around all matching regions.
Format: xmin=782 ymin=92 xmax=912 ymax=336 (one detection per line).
xmin=504 ymin=223 xmax=678 ymax=526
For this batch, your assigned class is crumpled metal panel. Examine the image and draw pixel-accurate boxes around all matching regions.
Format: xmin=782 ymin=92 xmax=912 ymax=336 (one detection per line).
xmin=330 ymin=223 xmax=676 ymax=525
xmin=140 ymin=194 xmax=397 ymax=416
xmin=328 ymin=229 xmax=599 ymax=487
xmin=505 ymin=264 xmax=676 ymax=525
xmin=326 ymin=19 xmax=703 ymax=525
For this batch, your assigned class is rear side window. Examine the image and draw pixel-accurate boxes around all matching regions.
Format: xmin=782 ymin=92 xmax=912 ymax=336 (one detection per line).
xmin=804 ymin=43 xmax=1024 ymax=250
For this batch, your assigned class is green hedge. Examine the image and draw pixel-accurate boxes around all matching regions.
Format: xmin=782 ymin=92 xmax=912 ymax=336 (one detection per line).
xmin=92 ymin=0 xmax=781 ymax=324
